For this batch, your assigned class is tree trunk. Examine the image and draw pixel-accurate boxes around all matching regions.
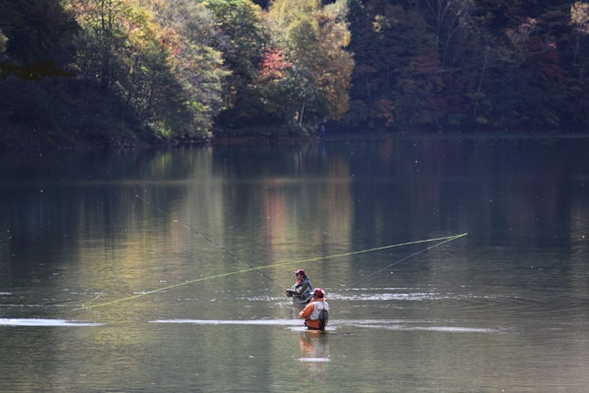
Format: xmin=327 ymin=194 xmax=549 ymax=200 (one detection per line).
xmin=298 ymin=99 xmax=306 ymax=126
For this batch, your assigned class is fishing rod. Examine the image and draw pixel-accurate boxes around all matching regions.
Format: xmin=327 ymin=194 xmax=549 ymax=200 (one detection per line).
xmin=344 ymin=232 xmax=468 ymax=289
xmin=78 ymin=233 xmax=466 ymax=311
xmin=134 ymin=190 xmax=287 ymax=290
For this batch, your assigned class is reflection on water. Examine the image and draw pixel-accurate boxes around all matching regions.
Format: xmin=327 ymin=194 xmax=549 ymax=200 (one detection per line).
xmin=1 ymin=137 xmax=589 ymax=392
xmin=298 ymin=330 xmax=330 ymax=379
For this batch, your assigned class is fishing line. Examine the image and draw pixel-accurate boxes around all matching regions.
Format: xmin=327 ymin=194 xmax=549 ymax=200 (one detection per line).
xmin=134 ymin=190 xmax=287 ymax=290
xmin=77 ymin=233 xmax=466 ymax=311
xmin=344 ymin=232 xmax=468 ymax=289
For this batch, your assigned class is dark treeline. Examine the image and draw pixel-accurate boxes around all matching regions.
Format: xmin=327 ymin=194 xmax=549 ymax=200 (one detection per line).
xmin=346 ymin=0 xmax=589 ymax=133
xmin=1 ymin=0 xmax=588 ymax=150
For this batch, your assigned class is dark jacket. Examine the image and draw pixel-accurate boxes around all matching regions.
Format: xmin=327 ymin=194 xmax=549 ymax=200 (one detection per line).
xmin=287 ymin=276 xmax=313 ymax=304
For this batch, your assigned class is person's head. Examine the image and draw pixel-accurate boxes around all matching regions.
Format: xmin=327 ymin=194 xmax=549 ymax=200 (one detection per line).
xmin=313 ymin=288 xmax=325 ymax=298
xmin=293 ymin=269 xmax=306 ymax=278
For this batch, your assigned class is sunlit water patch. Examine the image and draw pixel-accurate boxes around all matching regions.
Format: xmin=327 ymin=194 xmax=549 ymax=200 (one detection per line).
xmin=329 ymin=291 xmax=445 ymax=302
xmin=150 ymin=318 xmax=300 ymax=326
xmin=235 ymin=290 xmax=450 ymax=303
xmin=0 ymin=318 xmax=104 ymax=327
xmin=333 ymin=319 xmax=504 ymax=333
xmin=200 ymin=288 xmax=490 ymax=304
xmin=299 ymin=357 xmax=330 ymax=362
xmin=150 ymin=318 xmax=503 ymax=333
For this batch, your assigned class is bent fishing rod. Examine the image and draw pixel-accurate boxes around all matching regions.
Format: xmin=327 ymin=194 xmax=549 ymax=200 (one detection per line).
xmin=78 ymin=232 xmax=467 ymax=311
xmin=344 ymin=232 xmax=468 ymax=289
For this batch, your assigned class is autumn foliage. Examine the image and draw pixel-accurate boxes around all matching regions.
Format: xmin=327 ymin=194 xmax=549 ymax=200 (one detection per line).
xmin=1 ymin=0 xmax=589 ymax=150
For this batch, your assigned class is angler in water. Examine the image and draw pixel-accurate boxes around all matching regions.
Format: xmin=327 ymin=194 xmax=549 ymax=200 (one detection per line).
xmin=299 ymin=288 xmax=330 ymax=331
xmin=286 ymin=269 xmax=313 ymax=305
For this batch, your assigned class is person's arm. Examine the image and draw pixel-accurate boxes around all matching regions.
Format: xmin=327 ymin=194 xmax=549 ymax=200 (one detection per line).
xmin=293 ymin=280 xmax=310 ymax=296
xmin=299 ymin=303 xmax=314 ymax=319
xmin=285 ymin=283 xmax=298 ymax=296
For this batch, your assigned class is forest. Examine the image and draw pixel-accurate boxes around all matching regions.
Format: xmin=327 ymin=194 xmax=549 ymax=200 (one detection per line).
xmin=1 ymin=0 xmax=589 ymax=150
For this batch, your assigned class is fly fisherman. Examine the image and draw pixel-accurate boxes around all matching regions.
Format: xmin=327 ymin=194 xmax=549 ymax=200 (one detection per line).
xmin=299 ymin=288 xmax=330 ymax=331
xmin=285 ymin=269 xmax=313 ymax=305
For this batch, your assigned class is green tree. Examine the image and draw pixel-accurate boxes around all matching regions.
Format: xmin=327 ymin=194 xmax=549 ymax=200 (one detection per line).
xmin=205 ymin=0 xmax=268 ymax=130
xmin=0 ymin=0 xmax=83 ymax=150
xmin=345 ymin=0 xmax=431 ymax=129
xmin=0 ymin=0 xmax=78 ymax=68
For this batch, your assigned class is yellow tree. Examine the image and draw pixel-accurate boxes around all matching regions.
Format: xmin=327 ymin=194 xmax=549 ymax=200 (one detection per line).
xmin=66 ymin=0 xmax=218 ymax=138
xmin=266 ymin=0 xmax=353 ymax=126
xmin=66 ymin=0 xmax=164 ymax=104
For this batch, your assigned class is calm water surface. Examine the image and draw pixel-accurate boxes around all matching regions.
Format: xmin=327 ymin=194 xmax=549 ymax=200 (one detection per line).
xmin=1 ymin=136 xmax=589 ymax=392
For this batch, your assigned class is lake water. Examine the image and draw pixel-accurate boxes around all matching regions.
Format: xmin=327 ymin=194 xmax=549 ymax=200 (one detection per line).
xmin=1 ymin=135 xmax=589 ymax=392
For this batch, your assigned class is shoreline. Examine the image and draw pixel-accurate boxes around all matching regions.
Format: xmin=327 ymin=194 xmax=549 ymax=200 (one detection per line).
xmin=2 ymin=130 xmax=589 ymax=154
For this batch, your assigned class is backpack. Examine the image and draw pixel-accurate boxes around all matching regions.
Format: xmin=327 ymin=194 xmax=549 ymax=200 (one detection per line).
xmin=318 ymin=304 xmax=329 ymax=331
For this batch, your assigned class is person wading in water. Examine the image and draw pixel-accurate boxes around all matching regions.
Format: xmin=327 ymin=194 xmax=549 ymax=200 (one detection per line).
xmin=299 ymin=288 xmax=330 ymax=331
xmin=285 ymin=269 xmax=313 ymax=305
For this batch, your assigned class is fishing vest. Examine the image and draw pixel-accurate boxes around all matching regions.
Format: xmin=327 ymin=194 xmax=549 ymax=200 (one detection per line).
xmin=310 ymin=300 xmax=329 ymax=320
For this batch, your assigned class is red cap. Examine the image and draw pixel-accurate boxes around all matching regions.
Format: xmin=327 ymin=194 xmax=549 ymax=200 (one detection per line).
xmin=314 ymin=288 xmax=325 ymax=298
xmin=293 ymin=269 xmax=305 ymax=275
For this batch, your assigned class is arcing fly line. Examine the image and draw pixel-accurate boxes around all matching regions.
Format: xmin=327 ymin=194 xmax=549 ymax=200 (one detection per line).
xmin=344 ymin=232 xmax=468 ymax=289
xmin=77 ymin=232 xmax=467 ymax=311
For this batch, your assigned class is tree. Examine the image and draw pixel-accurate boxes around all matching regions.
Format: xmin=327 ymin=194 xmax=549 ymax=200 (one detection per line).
xmin=149 ymin=0 xmax=230 ymax=136
xmin=205 ymin=0 xmax=268 ymax=129
xmin=266 ymin=0 xmax=354 ymax=127
xmin=345 ymin=0 xmax=432 ymax=129
xmin=67 ymin=0 xmax=213 ymax=139
xmin=0 ymin=0 xmax=78 ymax=67
xmin=570 ymin=2 xmax=589 ymax=64
xmin=0 ymin=0 xmax=83 ymax=149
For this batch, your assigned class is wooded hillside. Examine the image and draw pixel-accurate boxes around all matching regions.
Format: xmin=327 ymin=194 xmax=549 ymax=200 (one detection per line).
xmin=1 ymin=0 xmax=588 ymax=149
